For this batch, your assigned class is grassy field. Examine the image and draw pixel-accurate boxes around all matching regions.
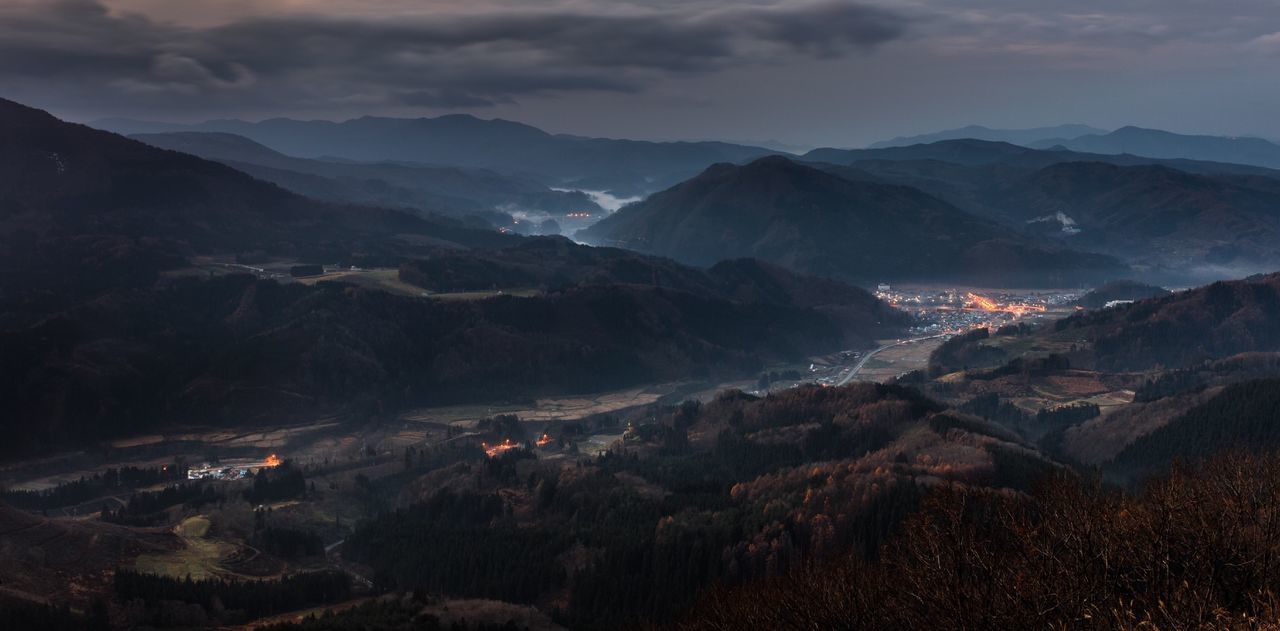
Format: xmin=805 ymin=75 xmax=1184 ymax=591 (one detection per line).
xmin=132 ymin=515 xmax=239 ymax=580
xmin=295 ymin=268 xmax=425 ymax=297
xmin=399 ymin=383 xmax=684 ymax=427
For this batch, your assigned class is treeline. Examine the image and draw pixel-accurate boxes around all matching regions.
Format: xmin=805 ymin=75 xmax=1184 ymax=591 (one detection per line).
xmin=344 ymin=488 xmax=566 ymax=604
xmin=1 ymin=271 xmax=853 ymax=458
xmin=968 ymin=354 xmax=1070 ymax=381
xmin=255 ymin=526 xmax=326 ymax=559
xmin=1110 ymin=378 xmax=1280 ymax=479
xmin=113 ymin=569 xmax=351 ymax=627
xmin=1 ymin=464 xmax=184 ymax=511
xmin=684 ymin=451 xmax=1280 ymax=629
xmin=0 ymin=594 xmax=102 ymax=631
xmin=1134 ymin=367 xmax=1207 ymax=401
xmin=957 ymin=393 xmax=1098 ymax=441
xmin=928 ymin=328 xmax=1006 ymax=375
xmin=343 ymin=384 xmax=967 ymax=628
xmin=1056 ymin=275 xmax=1280 ymax=371
xmin=244 ymin=462 xmax=306 ymax=504
xmin=101 ymin=483 xmax=220 ymax=526
xmin=258 ymin=596 xmax=533 ymax=631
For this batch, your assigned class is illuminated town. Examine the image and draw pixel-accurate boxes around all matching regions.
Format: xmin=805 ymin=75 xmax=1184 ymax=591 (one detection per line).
xmin=875 ymin=285 xmax=1081 ymax=336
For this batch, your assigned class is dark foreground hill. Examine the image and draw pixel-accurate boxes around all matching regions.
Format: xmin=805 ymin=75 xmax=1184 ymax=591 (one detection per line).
xmin=338 ymin=382 xmax=1053 ymax=627
xmin=580 ymin=156 xmax=1123 ymax=286
xmin=0 ymin=274 xmax=875 ymax=457
xmin=685 ymin=452 xmax=1280 ymax=629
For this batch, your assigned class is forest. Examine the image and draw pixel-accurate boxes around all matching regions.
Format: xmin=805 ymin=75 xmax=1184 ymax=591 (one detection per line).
xmin=339 ymin=383 xmax=1044 ymax=628
xmin=684 ymin=451 xmax=1280 ymax=629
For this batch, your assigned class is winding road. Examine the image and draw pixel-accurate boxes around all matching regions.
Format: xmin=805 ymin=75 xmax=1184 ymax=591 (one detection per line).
xmin=835 ymin=333 xmax=951 ymax=387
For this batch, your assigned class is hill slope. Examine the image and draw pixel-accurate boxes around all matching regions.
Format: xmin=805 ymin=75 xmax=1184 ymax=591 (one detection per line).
xmin=993 ymin=162 xmax=1280 ymax=267
xmin=398 ymin=237 xmax=908 ymax=347
xmin=95 ymin=114 xmax=777 ymax=196
xmin=801 ymin=140 xmax=1280 ymax=274
xmin=129 ymin=131 xmax=600 ymax=223
xmin=1053 ymin=273 xmax=1280 ymax=371
xmin=580 ymin=156 xmax=1122 ymax=286
xmin=0 ymin=98 xmax=517 ymax=325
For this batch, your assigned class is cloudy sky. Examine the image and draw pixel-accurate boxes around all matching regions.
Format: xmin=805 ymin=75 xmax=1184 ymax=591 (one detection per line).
xmin=2 ymin=0 xmax=1279 ymax=147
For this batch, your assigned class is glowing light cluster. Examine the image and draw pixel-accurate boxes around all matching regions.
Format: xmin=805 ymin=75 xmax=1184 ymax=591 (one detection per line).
xmin=537 ymin=433 xmax=552 ymax=446
xmin=483 ymin=438 xmax=519 ymax=458
xmin=966 ymin=292 xmax=1047 ymax=317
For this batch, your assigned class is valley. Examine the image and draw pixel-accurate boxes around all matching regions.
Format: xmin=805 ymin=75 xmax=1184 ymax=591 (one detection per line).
xmin=6 ymin=16 xmax=1280 ymax=624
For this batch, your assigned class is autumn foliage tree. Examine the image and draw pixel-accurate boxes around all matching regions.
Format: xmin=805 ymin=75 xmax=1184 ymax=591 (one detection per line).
xmin=685 ymin=451 xmax=1280 ymax=630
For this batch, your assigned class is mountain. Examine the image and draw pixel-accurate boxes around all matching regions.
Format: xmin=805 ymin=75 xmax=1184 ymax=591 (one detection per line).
xmin=129 ymin=131 xmax=601 ymax=224
xmin=0 ymin=98 xmax=518 ymax=324
xmin=0 ymin=272 xmax=888 ymax=457
xmin=799 ymin=140 xmax=1280 ymax=275
xmin=1076 ymin=280 xmax=1172 ymax=309
xmin=805 ymin=138 xmax=1280 ymax=177
xmin=992 ymin=162 xmax=1280 ymax=269
xmin=0 ymin=98 xmax=907 ymax=457
xmin=580 ymin=156 xmax=1123 ymax=286
xmin=93 ymin=114 xmax=777 ymax=196
xmin=1032 ymin=126 xmax=1280 ymax=170
xmin=807 ymin=139 xmax=1042 ymax=167
xmin=868 ymin=124 xmax=1106 ymax=149
xmin=397 ymin=236 xmax=908 ymax=347
xmin=1052 ymin=272 xmax=1280 ymax=372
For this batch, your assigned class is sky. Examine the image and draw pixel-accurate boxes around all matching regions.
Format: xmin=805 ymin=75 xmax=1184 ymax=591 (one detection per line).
xmin=2 ymin=0 xmax=1280 ymax=148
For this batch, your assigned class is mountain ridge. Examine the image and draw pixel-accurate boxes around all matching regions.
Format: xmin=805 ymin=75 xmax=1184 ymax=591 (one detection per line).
xmin=580 ymin=155 xmax=1123 ymax=286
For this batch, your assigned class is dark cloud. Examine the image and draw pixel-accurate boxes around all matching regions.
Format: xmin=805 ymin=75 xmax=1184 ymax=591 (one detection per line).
xmin=0 ymin=0 xmax=908 ymax=115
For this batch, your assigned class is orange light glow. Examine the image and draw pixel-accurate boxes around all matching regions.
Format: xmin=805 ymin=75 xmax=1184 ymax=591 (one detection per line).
xmin=537 ymin=433 xmax=552 ymax=446
xmin=966 ymin=293 xmax=1046 ymax=317
xmin=967 ymin=292 xmax=1000 ymax=311
xmin=482 ymin=438 xmax=520 ymax=458
xmin=263 ymin=454 xmax=282 ymax=468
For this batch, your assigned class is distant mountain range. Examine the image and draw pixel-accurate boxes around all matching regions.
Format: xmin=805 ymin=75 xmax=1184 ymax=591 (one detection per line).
xmin=805 ymin=138 xmax=1280 ymax=176
xmin=93 ymin=115 xmax=778 ymax=197
xmin=798 ymin=139 xmax=1280 ymax=276
xmin=1030 ymin=126 xmax=1280 ymax=170
xmin=130 ymin=131 xmax=601 ymax=228
xmin=580 ymin=156 xmax=1123 ymax=286
xmin=868 ymin=124 xmax=1105 ymax=149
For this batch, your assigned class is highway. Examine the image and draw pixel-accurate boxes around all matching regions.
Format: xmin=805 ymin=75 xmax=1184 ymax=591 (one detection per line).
xmin=834 ymin=333 xmax=951 ymax=387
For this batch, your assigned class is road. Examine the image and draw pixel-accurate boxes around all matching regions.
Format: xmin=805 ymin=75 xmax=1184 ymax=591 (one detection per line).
xmin=835 ymin=333 xmax=951 ymax=387
xmin=324 ymin=538 xmax=374 ymax=589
